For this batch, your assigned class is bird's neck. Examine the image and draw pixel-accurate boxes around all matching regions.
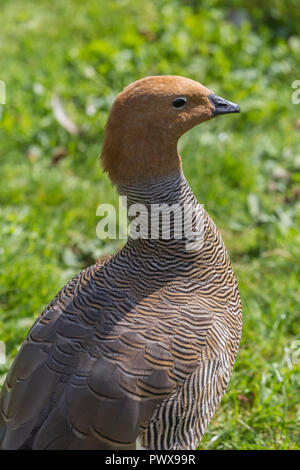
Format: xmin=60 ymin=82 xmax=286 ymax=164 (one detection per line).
xmin=117 ymin=171 xmax=214 ymax=256
xmin=101 ymin=122 xmax=182 ymax=184
xmin=118 ymin=171 xmax=193 ymax=206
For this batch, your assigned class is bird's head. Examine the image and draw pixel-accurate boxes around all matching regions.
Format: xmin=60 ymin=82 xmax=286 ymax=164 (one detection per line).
xmin=101 ymin=75 xmax=240 ymax=185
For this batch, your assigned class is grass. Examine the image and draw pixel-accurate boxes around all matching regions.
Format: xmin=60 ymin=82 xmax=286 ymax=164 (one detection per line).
xmin=0 ymin=0 xmax=300 ymax=449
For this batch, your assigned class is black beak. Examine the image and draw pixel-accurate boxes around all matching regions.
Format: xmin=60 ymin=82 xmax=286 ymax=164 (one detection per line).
xmin=208 ymin=94 xmax=240 ymax=116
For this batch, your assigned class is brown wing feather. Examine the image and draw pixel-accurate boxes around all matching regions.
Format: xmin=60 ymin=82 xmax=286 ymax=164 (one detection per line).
xmin=0 ymin=241 xmax=237 ymax=450
xmin=0 ymin=260 xmax=182 ymax=449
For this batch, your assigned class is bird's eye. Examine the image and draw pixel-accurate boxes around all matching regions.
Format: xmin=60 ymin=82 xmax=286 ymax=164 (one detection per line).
xmin=172 ymin=97 xmax=187 ymax=109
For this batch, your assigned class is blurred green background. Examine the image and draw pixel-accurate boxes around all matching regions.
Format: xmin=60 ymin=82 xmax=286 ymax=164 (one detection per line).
xmin=0 ymin=0 xmax=300 ymax=449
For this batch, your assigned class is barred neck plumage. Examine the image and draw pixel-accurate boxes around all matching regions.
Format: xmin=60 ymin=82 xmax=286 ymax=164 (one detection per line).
xmin=117 ymin=171 xmax=222 ymax=259
xmin=118 ymin=171 xmax=196 ymax=206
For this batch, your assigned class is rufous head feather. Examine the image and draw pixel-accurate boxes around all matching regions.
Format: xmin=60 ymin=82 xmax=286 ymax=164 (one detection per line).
xmin=100 ymin=75 xmax=240 ymax=185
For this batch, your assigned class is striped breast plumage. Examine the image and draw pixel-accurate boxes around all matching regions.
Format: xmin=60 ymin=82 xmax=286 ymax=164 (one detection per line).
xmin=0 ymin=192 xmax=241 ymax=450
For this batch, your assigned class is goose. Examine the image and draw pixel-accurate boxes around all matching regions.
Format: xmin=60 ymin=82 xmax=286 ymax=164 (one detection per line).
xmin=0 ymin=75 xmax=242 ymax=450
